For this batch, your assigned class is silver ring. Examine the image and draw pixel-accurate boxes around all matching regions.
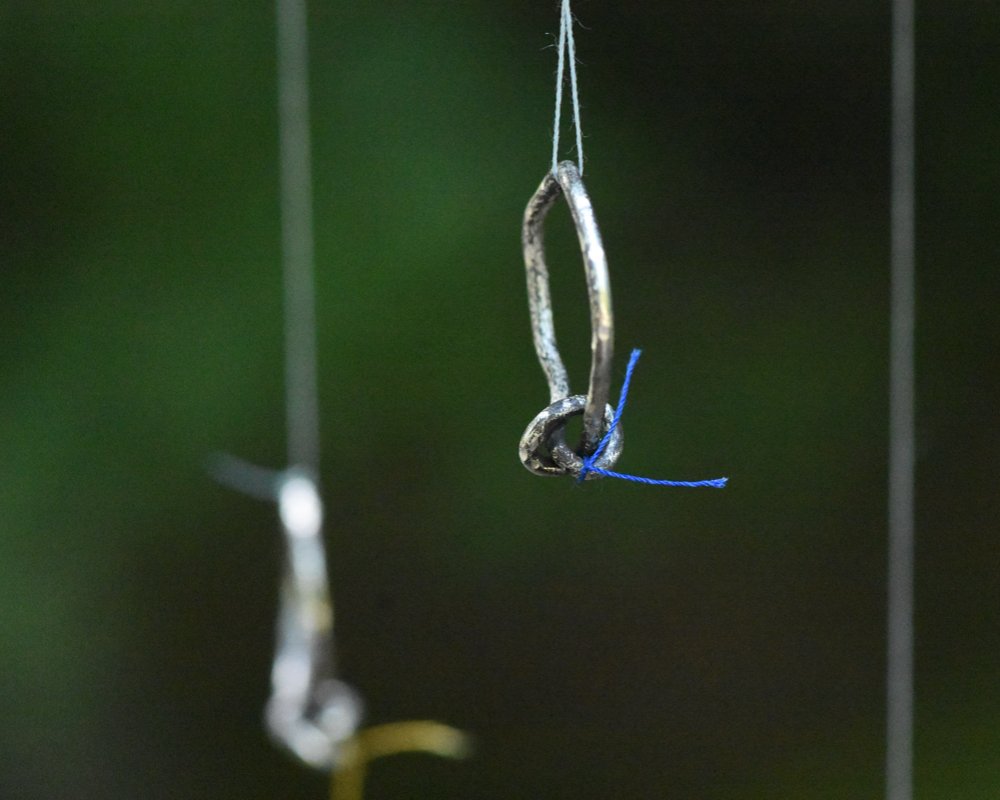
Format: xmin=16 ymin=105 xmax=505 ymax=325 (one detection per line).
xmin=520 ymin=161 xmax=619 ymax=472
xmin=518 ymin=395 xmax=623 ymax=479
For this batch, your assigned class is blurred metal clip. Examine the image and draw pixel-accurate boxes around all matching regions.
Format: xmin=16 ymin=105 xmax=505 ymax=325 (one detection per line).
xmin=266 ymin=469 xmax=362 ymax=768
xmin=210 ymin=456 xmax=362 ymax=767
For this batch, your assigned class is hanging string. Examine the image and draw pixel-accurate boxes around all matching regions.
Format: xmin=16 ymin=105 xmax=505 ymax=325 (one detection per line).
xmin=578 ymin=349 xmax=728 ymax=488
xmin=277 ymin=0 xmax=321 ymax=476
xmin=886 ymin=0 xmax=916 ymax=798
xmin=551 ymin=0 xmax=584 ymax=175
xmin=274 ymin=0 xmax=472 ymax=783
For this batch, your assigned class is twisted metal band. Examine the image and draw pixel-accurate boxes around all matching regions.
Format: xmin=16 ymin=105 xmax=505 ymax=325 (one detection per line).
xmin=519 ymin=161 xmax=620 ymax=477
xmin=519 ymin=395 xmax=624 ymax=479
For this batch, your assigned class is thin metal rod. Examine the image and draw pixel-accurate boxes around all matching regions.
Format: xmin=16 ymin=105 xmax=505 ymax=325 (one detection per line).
xmin=886 ymin=0 xmax=916 ymax=798
xmin=277 ymin=0 xmax=321 ymax=475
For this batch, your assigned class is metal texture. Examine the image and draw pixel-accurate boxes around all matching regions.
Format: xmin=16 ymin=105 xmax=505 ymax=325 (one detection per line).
xmin=519 ymin=161 xmax=619 ymax=477
xmin=519 ymin=395 xmax=624 ymax=479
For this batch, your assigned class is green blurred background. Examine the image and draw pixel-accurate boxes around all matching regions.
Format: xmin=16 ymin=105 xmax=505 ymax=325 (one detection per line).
xmin=3 ymin=2 xmax=998 ymax=798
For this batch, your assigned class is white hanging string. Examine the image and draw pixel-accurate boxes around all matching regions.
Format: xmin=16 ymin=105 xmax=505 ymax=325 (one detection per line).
xmin=551 ymin=0 xmax=584 ymax=175
xmin=216 ymin=0 xmax=472 ymax=777
xmin=886 ymin=0 xmax=916 ymax=798
xmin=277 ymin=0 xmax=321 ymax=476
xmin=268 ymin=0 xmax=362 ymax=768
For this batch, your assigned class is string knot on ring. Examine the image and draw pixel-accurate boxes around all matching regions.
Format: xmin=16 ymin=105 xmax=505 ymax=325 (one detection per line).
xmin=578 ymin=349 xmax=728 ymax=488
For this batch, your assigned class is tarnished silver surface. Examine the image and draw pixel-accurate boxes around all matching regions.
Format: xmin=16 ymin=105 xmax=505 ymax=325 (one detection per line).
xmin=519 ymin=395 xmax=623 ymax=479
xmin=520 ymin=161 xmax=619 ymax=476
xmin=266 ymin=471 xmax=362 ymax=768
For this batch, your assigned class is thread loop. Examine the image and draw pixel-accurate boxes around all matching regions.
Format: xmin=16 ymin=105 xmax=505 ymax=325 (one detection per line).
xmin=552 ymin=0 xmax=584 ymax=175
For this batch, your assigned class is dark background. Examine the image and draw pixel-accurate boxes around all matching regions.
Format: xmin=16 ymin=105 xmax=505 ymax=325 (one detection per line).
xmin=2 ymin=2 xmax=998 ymax=798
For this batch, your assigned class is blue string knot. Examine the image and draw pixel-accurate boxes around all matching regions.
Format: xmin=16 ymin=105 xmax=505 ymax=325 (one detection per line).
xmin=577 ymin=349 xmax=728 ymax=488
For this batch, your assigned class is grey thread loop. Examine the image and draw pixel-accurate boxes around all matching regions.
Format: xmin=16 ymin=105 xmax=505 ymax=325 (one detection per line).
xmin=519 ymin=160 xmax=617 ymax=477
xmin=552 ymin=0 xmax=584 ymax=175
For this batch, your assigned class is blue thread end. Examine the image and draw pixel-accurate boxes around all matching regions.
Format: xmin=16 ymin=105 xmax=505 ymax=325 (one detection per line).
xmin=577 ymin=348 xmax=727 ymax=488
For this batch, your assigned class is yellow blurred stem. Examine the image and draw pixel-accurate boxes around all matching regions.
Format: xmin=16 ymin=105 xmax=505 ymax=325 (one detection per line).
xmin=331 ymin=721 xmax=471 ymax=800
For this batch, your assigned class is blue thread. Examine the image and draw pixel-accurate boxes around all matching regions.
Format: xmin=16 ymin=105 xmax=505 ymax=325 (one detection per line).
xmin=578 ymin=348 xmax=728 ymax=488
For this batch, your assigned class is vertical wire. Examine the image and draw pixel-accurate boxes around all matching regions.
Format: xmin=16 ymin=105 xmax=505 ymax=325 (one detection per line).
xmin=551 ymin=0 xmax=584 ymax=175
xmin=270 ymin=0 xmax=364 ymax=766
xmin=551 ymin=1 xmax=568 ymax=174
xmin=277 ymin=0 xmax=321 ymax=476
xmin=563 ymin=0 xmax=583 ymax=175
xmin=886 ymin=0 xmax=916 ymax=798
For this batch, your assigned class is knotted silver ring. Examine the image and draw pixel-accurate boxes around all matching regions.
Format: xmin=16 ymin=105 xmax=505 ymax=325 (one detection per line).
xmin=518 ymin=161 xmax=622 ymax=478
